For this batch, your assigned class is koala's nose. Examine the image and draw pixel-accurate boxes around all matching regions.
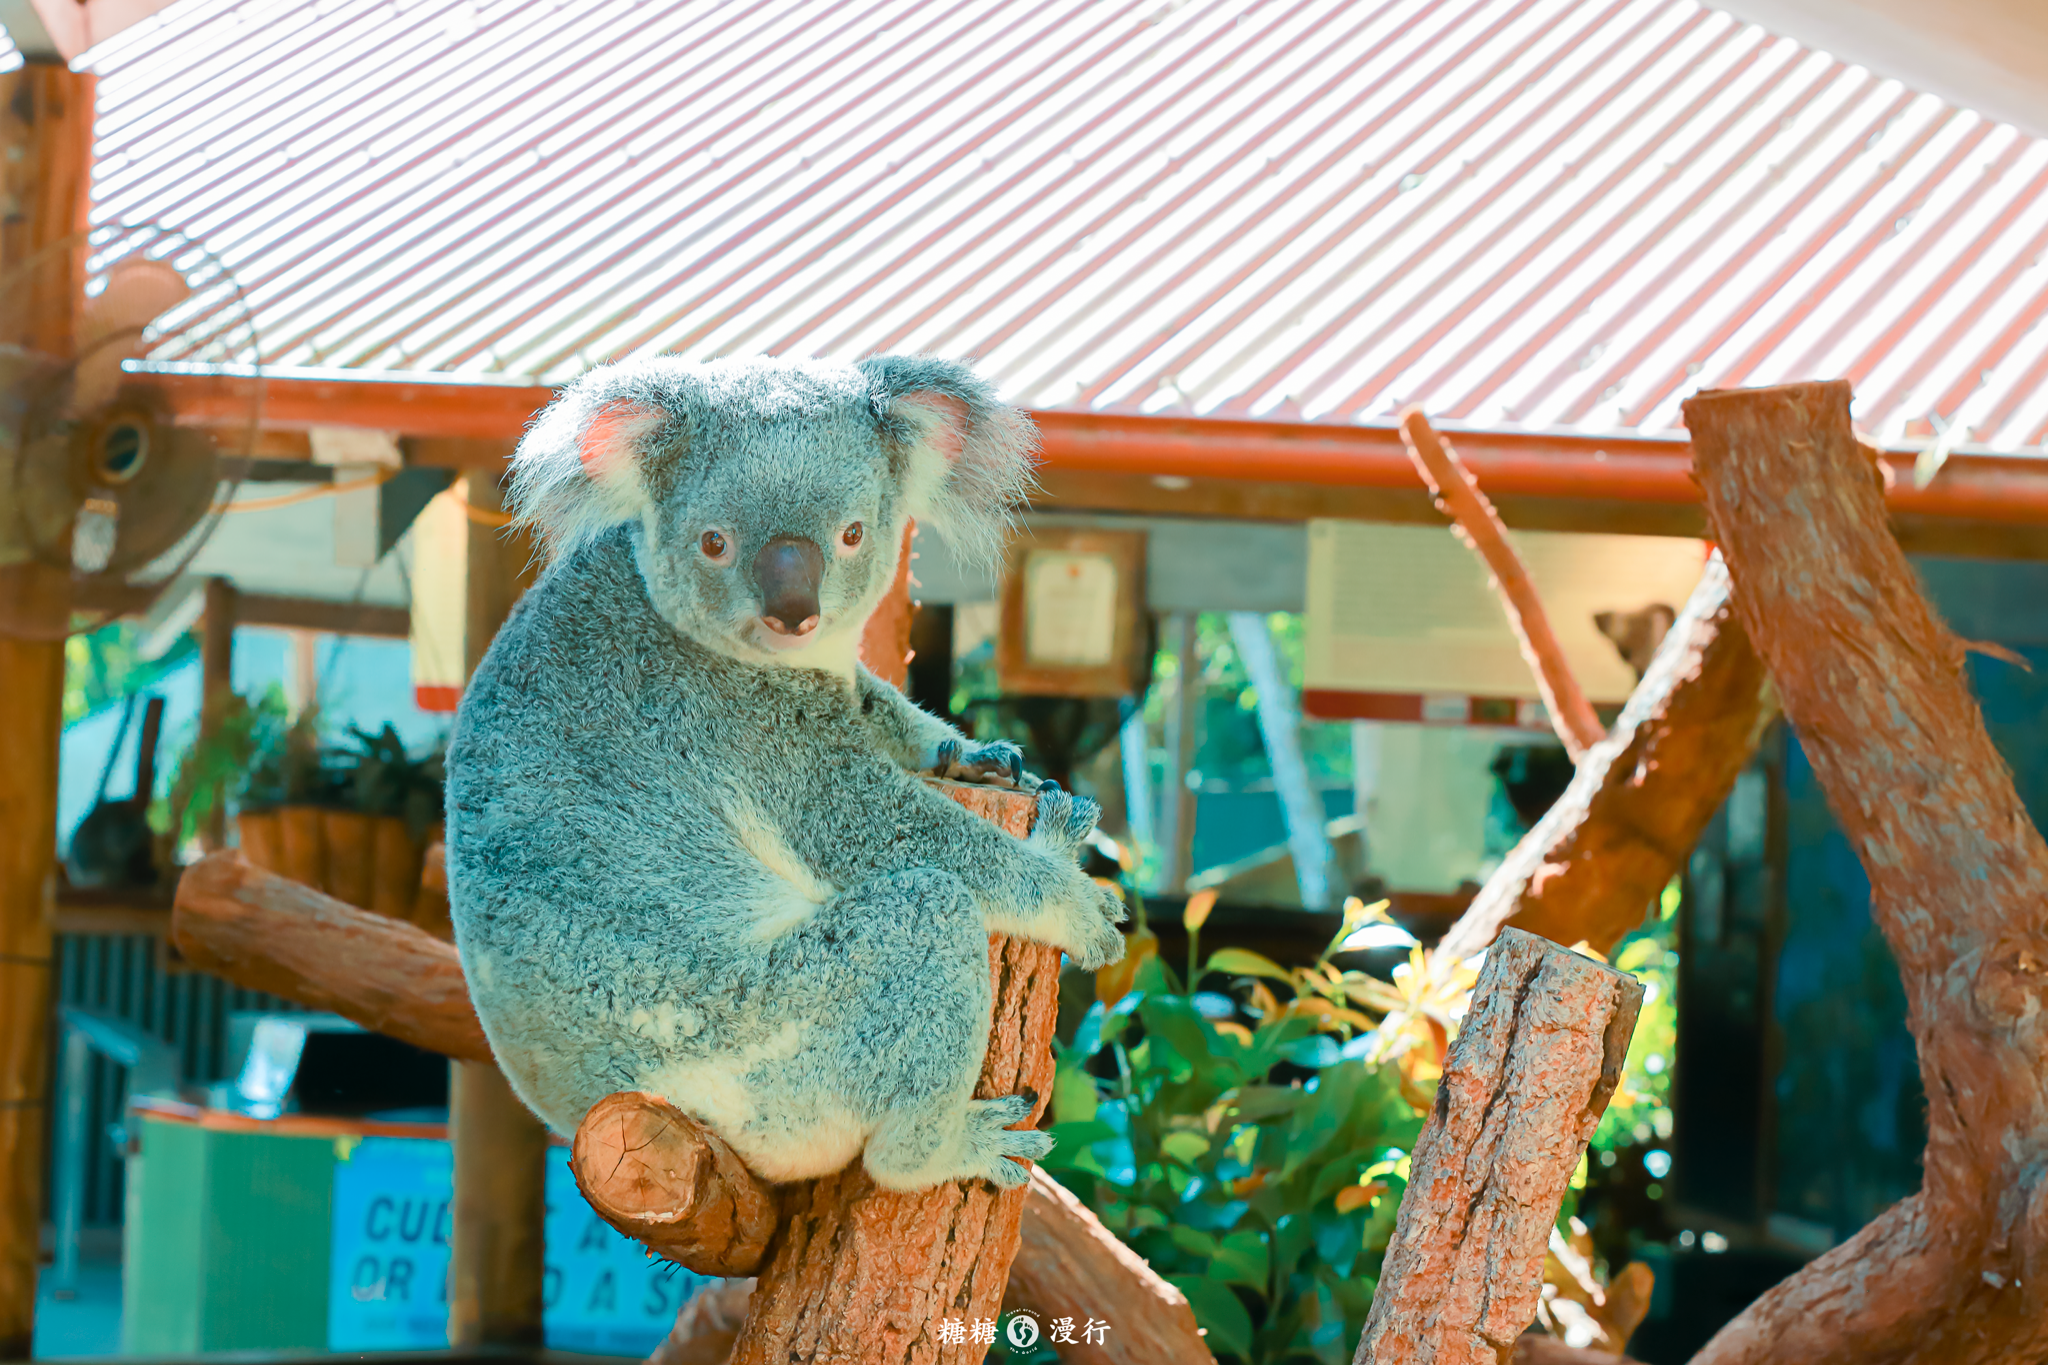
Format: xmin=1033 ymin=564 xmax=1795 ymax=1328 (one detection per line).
xmin=753 ymin=536 xmax=824 ymax=636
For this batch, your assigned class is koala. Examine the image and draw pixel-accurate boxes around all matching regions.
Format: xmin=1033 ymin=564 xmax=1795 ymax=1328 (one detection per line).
xmin=444 ymin=355 xmax=1126 ymax=1194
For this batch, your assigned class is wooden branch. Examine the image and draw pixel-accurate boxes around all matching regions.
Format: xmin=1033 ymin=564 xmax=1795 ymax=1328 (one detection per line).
xmin=1399 ymin=408 xmax=1605 ymax=757
xmin=170 ymin=852 xmax=493 ymax=1064
xmin=571 ymin=1092 xmax=781 ymax=1278
xmin=1353 ymin=929 xmax=1642 ymax=1365
xmin=1005 ymin=1164 xmax=1212 ymax=1365
xmin=650 ymin=1281 xmax=757 ymax=1365
xmin=1685 ymin=381 xmax=2048 ymax=1365
xmin=1433 ymin=553 xmax=1772 ymax=963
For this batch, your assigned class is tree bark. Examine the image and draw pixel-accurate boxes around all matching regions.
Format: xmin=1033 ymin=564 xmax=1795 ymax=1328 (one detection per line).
xmin=570 ymin=1095 xmax=1214 ymax=1365
xmin=1354 ymin=929 xmax=1642 ymax=1365
xmin=1683 ymin=380 xmax=2048 ymax=1365
xmin=1399 ymin=409 xmax=1605 ymax=758
xmin=171 ymin=851 xmax=493 ymax=1063
xmin=1433 ymin=554 xmax=1773 ymax=963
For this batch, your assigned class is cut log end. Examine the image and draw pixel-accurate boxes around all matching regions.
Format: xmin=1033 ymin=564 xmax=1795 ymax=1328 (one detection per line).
xmin=571 ymin=1092 xmax=779 ymax=1279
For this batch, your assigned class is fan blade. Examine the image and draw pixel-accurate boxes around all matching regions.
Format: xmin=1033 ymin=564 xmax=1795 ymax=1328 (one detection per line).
xmin=70 ymin=258 xmax=191 ymax=416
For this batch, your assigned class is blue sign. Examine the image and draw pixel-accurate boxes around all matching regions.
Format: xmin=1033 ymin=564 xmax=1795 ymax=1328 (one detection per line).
xmin=328 ymin=1137 xmax=715 ymax=1354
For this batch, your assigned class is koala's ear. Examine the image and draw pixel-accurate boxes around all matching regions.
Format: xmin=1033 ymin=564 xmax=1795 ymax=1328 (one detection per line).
xmin=508 ymin=384 xmax=670 ymax=553
xmin=859 ymin=355 xmax=1037 ymax=570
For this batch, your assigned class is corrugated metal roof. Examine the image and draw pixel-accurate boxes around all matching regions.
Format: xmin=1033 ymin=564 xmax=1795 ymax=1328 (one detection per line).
xmin=77 ymin=0 xmax=2048 ymax=450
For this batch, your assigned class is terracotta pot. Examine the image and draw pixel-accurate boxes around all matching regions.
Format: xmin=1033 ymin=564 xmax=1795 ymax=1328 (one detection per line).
xmin=236 ymin=810 xmax=283 ymax=871
xmin=323 ymin=809 xmax=375 ymax=908
xmin=277 ymin=804 xmax=329 ymax=893
xmin=369 ymin=816 xmax=426 ymax=920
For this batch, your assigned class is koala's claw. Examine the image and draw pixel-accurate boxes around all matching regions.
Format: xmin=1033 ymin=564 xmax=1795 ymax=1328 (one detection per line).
xmin=1031 ymin=786 xmax=1101 ymax=855
xmin=961 ymin=1094 xmax=1054 ymax=1189
xmin=931 ymin=738 xmax=1026 ymax=788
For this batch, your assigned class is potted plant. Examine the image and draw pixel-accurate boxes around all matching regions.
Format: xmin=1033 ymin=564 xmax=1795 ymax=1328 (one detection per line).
xmin=238 ymin=705 xmax=348 ymax=890
xmin=334 ymin=723 xmax=445 ymax=920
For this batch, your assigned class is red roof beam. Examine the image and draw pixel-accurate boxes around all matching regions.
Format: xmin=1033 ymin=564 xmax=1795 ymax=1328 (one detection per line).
xmin=146 ymin=367 xmax=2048 ymax=526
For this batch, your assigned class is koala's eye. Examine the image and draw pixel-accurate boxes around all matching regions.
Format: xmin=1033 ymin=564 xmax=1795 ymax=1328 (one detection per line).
xmin=841 ymin=522 xmax=864 ymax=548
xmin=700 ymin=530 xmax=728 ymax=560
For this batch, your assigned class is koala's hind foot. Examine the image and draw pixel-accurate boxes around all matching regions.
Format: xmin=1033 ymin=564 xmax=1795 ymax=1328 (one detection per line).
xmin=865 ymin=1092 xmax=1053 ymax=1192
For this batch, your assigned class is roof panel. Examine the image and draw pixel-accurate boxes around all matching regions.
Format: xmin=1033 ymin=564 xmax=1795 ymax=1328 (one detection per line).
xmin=79 ymin=0 xmax=2048 ymax=450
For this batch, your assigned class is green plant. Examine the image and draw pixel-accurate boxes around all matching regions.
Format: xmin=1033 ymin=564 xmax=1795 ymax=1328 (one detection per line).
xmin=1041 ymin=895 xmax=1440 ymax=1365
xmin=163 ymin=686 xmax=291 ymax=846
xmin=242 ymin=703 xmax=347 ymax=809
xmin=340 ymin=723 xmax=446 ymax=835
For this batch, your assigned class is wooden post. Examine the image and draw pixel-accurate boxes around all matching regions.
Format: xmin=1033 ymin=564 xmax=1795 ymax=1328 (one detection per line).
xmin=0 ymin=61 xmax=95 ymax=1359
xmin=447 ymin=471 xmax=548 ymax=1347
xmin=1353 ymin=929 xmax=1642 ymax=1365
xmin=199 ymin=578 xmax=237 ymax=849
xmin=1160 ymin=613 xmax=1200 ymax=892
xmin=0 ymin=616 xmax=64 ymax=1360
xmin=1684 ymin=381 xmax=2048 ymax=1365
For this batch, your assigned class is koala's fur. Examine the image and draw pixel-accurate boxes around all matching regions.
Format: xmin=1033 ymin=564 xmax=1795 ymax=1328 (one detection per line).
xmin=445 ymin=355 xmax=1126 ymax=1193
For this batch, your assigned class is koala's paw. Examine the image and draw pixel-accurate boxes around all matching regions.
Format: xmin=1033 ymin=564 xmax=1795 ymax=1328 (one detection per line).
xmin=1029 ymin=785 xmax=1101 ymax=857
xmin=930 ymin=738 xmax=1026 ymax=788
xmin=1061 ymin=881 xmax=1129 ymax=970
xmin=960 ymin=1093 xmax=1055 ymax=1189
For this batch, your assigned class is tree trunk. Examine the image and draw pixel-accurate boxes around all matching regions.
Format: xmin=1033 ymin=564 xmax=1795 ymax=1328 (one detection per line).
xmin=1682 ymin=380 xmax=2048 ymax=1365
xmin=1433 ymin=553 xmax=1773 ymax=963
xmin=1353 ymin=929 xmax=1642 ymax=1365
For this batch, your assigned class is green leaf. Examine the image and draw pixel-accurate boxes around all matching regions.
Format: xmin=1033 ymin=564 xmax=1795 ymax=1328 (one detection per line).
xmin=1053 ymin=1061 xmax=1099 ymax=1125
xmin=1204 ymin=947 xmax=1295 ymax=982
xmin=1140 ymin=994 xmax=1219 ymax=1067
xmin=1160 ymin=1130 xmax=1211 ymax=1165
xmin=1170 ymin=1276 xmax=1254 ymax=1360
xmin=1167 ymin=1224 xmax=1220 ymax=1257
xmin=1212 ymin=1229 xmax=1271 ymax=1293
xmin=1307 ymin=1147 xmax=1379 ymax=1206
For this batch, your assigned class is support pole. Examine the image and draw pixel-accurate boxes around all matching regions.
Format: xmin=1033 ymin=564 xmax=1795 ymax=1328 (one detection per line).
xmin=1228 ymin=610 xmax=1336 ymax=909
xmin=1158 ymin=614 xmax=1200 ymax=893
xmin=0 ymin=60 xmax=95 ymax=1360
xmin=448 ymin=472 xmax=547 ymax=1348
xmin=199 ymin=577 xmax=237 ymax=849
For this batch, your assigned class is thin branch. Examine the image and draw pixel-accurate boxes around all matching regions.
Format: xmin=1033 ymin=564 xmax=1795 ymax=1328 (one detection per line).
xmin=1398 ymin=407 xmax=1605 ymax=758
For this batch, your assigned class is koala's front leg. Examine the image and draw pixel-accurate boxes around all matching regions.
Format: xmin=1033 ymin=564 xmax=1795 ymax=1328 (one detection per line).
xmin=802 ymin=773 xmax=1126 ymax=969
xmin=854 ymin=666 xmax=1029 ymax=788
